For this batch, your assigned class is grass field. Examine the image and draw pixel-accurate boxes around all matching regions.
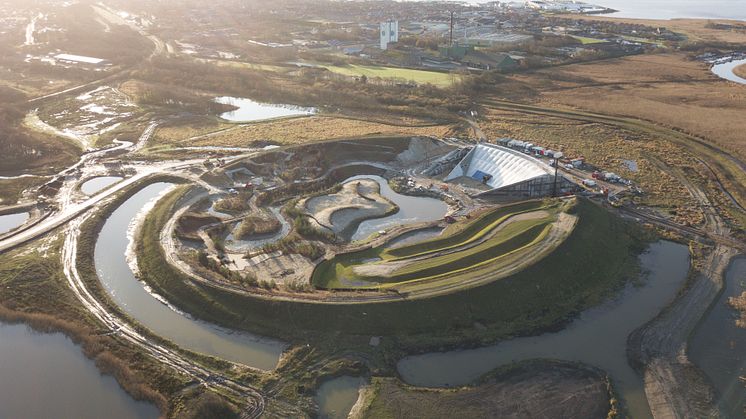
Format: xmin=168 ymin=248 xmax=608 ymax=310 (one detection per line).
xmin=152 ymin=116 xmax=456 ymax=149
xmin=321 ymin=64 xmax=458 ymax=87
xmin=0 ymin=176 xmax=48 ymax=205
xmin=734 ymin=63 xmax=746 ymax=80
xmin=571 ymin=35 xmax=607 ymax=44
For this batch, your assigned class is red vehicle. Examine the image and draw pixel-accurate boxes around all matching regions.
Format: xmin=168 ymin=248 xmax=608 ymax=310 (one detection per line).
xmin=592 ymin=171 xmax=603 ymax=180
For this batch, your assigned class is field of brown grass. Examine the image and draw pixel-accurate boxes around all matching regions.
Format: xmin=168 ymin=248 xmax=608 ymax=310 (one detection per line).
xmin=564 ymin=16 xmax=746 ymax=44
xmin=504 ymin=53 xmax=746 ymax=160
xmin=478 ymin=108 xmax=710 ymax=226
xmin=159 ymin=116 xmax=458 ymax=147
xmin=735 ymin=64 xmax=746 ymax=80
xmin=361 ymin=360 xmax=611 ymax=419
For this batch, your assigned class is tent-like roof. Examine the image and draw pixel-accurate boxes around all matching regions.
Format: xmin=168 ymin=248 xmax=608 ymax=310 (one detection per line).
xmin=445 ymin=143 xmax=553 ymax=190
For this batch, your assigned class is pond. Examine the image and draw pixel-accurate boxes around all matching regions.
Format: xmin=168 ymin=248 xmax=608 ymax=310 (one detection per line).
xmin=345 ymin=176 xmax=448 ymax=242
xmin=95 ymin=182 xmax=286 ymax=370
xmin=690 ymin=258 xmax=746 ymax=418
xmin=397 ymin=241 xmax=690 ymax=419
xmin=0 ymin=322 xmax=158 ymax=419
xmin=215 ymin=96 xmax=316 ymax=122
xmin=81 ymin=176 xmax=123 ymax=195
xmin=0 ymin=212 xmax=29 ymax=235
xmin=711 ymin=58 xmax=746 ymax=85
xmin=315 ymin=376 xmax=365 ymax=419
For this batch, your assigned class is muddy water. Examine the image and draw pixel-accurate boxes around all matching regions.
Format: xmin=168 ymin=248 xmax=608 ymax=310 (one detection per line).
xmin=81 ymin=176 xmax=123 ymax=195
xmin=215 ymin=96 xmax=316 ymax=122
xmin=397 ymin=241 xmax=689 ymax=419
xmin=690 ymin=258 xmax=746 ymax=418
xmin=0 ymin=322 xmax=158 ymax=419
xmin=95 ymin=182 xmax=286 ymax=370
xmin=711 ymin=59 xmax=746 ymax=85
xmin=0 ymin=212 xmax=29 ymax=235
xmin=345 ymin=176 xmax=448 ymax=241
xmin=315 ymin=376 xmax=364 ymax=419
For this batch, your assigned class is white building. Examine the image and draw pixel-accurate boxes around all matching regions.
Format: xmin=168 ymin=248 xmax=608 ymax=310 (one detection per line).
xmin=380 ymin=20 xmax=399 ymax=50
xmin=54 ymin=53 xmax=110 ymax=66
xmin=446 ymin=144 xmax=571 ymax=198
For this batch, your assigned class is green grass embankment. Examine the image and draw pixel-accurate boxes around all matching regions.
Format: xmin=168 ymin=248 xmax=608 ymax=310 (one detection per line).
xmin=312 ymin=201 xmax=555 ymax=288
xmin=380 ymin=220 xmax=551 ymax=284
xmin=137 ymin=194 xmax=647 ymax=347
xmin=383 ymin=200 xmax=547 ymax=259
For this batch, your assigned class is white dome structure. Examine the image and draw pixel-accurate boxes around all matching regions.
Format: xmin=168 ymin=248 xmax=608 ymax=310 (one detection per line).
xmin=446 ymin=143 xmax=563 ymax=197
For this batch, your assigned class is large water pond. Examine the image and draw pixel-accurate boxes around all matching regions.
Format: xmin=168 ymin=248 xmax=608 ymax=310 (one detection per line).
xmin=315 ymin=376 xmax=365 ymax=419
xmin=215 ymin=96 xmax=316 ymax=122
xmin=345 ymin=175 xmax=448 ymax=242
xmin=594 ymin=0 xmax=746 ymax=20
xmin=711 ymin=59 xmax=746 ymax=85
xmin=690 ymin=258 xmax=746 ymax=418
xmin=0 ymin=322 xmax=158 ymax=419
xmin=0 ymin=212 xmax=29 ymax=235
xmin=95 ymin=182 xmax=286 ymax=370
xmin=81 ymin=176 xmax=123 ymax=195
xmin=397 ymin=241 xmax=689 ymax=419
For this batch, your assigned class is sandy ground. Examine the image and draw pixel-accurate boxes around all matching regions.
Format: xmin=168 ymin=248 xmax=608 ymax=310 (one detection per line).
xmin=226 ymin=252 xmax=314 ymax=287
xmin=303 ymin=179 xmax=395 ymax=236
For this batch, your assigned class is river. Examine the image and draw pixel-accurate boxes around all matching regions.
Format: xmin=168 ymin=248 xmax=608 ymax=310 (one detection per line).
xmin=397 ymin=241 xmax=690 ymax=419
xmin=690 ymin=258 xmax=746 ymax=418
xmin=0 ymin=322 xmax=158 ymax=419
xmin=95 ymin=182 xmax=286 ymax=370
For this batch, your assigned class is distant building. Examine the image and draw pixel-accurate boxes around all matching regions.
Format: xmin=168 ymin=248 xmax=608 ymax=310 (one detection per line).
xmin=380 ymin=20 xmax=399 ymax=50
xmin=54 ymin=53 xmax=110 ymax=66
xmin=439 ymin=43 xmax=518 ymax=71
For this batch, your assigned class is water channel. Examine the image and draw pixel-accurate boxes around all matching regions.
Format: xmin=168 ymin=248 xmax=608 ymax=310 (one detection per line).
xmin=95 ymin=182 xmax=286 ymax=370
xmin=0 ymin=212 xmax=30 ymax=235
xmin=81 ymin=176 xmax=123 ymax=195
xmin=711 ymin=59 xmax=746 ymax=86
xmin=397 ymin=241 xmax=690 ymax=419
xmin=344 ymin=175 xmax=448 ymax=242
xmin=215 ymin=96 xmax=316 ymax=122
xmin=0 ymin=322 xmax=158 ymax=419
xmin=690 ymin=258 xmax=746 ymax=418
xmin=315 ymin=376 xmax=365 ymax=419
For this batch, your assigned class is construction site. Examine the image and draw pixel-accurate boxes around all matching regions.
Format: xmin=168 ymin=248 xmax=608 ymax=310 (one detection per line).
xmin=149 ymin=135 xmax=636 ymax=301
